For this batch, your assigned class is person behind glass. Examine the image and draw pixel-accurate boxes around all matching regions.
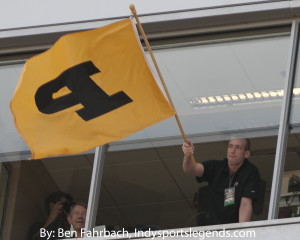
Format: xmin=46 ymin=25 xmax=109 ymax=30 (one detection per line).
xmin=67 ymin=202 xmax=87 ymax=238
xmin=182 ymin=138 xmax=260 ymax=225
xmin=28 ymin=191 xmax=73 ymax=240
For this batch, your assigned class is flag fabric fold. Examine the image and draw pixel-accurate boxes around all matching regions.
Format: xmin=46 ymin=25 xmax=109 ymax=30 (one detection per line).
xmin=10 ymin=18 xmax=175 ymax=159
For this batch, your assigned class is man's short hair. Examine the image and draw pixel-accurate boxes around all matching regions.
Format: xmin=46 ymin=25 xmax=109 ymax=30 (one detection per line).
xmin=45 ymin=191 xmax=73 ymax=215
xmin=244 ymin=138 xmax=251 ymax=151
xmin=228 ymin=137 xmax=251 ymax=151
xmin=69 ymin=202 xmax=87 ymax=215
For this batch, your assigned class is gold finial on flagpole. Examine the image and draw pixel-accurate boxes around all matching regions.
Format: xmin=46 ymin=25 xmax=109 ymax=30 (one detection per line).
xmin=129 ymin=4 xmax=136 ymax=15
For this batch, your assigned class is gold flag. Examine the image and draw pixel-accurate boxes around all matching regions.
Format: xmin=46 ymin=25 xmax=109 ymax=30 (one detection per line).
xmin=10 ymin=18 xmax=175 ymax=159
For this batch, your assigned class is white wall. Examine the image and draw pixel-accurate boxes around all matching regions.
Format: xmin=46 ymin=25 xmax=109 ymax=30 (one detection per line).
xmin=0 ymin=0 xmax=273 ymax=30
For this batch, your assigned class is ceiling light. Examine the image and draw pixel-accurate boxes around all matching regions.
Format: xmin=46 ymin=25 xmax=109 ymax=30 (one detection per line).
xmin=293 ymin=88 xmax=300 ymax=95
xmin=246 ymin=93 xmax=254 ymax=99
xmin=277 ymin=90 xmax=284 ymax=97
xmin=216 ymin=96 xmax=224 ymax=102
xmin=223 ymin=95 xmax=231 ymax=102
xmin=208 ymin=96 xmax=216 ymax=103
xmin=253 ymin=92 xmax=262 ymax=98
xmin=201 ymin=97 xmax=209 ymax=104
xmin=269 ymin=91 xmax=277 ymax=97
xmin=189 ymin=88 xmax=299 ymax=109
xmin=231 ymin=94 xmax=239 ymax=101
xmin=238 ymin=94 xmax=246 ymax=100
xmin=261 ymin=91 xmax=270 ymax=98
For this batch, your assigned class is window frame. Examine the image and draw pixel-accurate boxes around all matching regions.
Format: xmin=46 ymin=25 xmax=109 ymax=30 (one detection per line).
xmin=0 ymin=163 xmax=12 ymax=240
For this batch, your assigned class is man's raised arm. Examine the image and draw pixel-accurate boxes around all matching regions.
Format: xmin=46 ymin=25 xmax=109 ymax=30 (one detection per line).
xmin=182 ymin=140 xmax=205 ymax=177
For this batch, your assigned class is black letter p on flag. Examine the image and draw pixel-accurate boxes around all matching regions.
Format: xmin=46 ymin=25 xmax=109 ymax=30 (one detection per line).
xmin=35 ymin=61 xmax=133 ymax=121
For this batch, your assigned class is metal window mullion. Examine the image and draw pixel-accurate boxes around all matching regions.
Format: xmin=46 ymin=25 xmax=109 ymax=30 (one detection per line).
xmin=0 ymin=59 xmax=27 ymax=66
xmin=268 ymin=21 xmax=300 ymax=220
xmin=84 ymin=145 xmax=106 ymax=235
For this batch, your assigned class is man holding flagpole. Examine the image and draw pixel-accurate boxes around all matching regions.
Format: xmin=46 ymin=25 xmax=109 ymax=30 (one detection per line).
xmin=182 ymin=138 xmax=260 ymax=225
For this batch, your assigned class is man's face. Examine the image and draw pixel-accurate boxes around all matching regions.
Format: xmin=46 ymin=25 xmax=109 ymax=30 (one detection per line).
xmin=227 ymin=139 xmax=250 ymax=167
xmin=67 ymin=205 xmax=87 ymax=231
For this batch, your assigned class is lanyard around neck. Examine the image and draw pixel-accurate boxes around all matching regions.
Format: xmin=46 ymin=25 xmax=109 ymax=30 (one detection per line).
xmin=228 ymin=172 xmax=236 ymax=188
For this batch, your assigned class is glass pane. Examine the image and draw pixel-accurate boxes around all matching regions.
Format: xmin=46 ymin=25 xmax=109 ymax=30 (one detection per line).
xmin=147 ymin=35 xmax=290 ymax=137
xmin=95 ymin=136 xmax=276 ymax=232
xmin=114 ymin=33 xmax=291 ymax=150
xmin=2 ymin=154 xmax=93 ymax=240
xmin=0 ymin=64 xmax=28 ymax=155
xmin=279 ymin=30 xmax=300 ymax=219
xmin=94 ymin=30 xmax=291 ymax=233
xmin=278 ymin=134 xmax=300 ymax=219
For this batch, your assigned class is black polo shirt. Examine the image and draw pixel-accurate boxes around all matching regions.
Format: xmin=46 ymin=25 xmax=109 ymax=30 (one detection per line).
xmin=196 ymin=158 xmax=260 ymax=225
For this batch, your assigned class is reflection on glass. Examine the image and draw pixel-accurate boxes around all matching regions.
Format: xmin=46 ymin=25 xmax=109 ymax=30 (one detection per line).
xmin=189 ymin=88 xmax=294 ymax=108
xmin=112 ymin=33 xmax=292 ymax=152
xmin=144 ymin=35 xmax=290 ymax=138
xmin=278 ymin=134 xmax=300 ymax=219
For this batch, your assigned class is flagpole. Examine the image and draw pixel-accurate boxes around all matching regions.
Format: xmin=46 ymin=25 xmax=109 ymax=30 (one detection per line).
xmin=129 ymin=4 xmax=196 ymax=166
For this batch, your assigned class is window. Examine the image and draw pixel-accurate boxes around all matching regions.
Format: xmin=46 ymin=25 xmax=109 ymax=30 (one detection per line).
xmin=0 ymin=22 xmax=296 ymax=239
xmin=1 ymin=154 xmax=94 ymax=240
xmin=279 ymin=24 xmax=300 ymax=218
xmin=94 ymin=28 xmax=291 ymax=232
xmin=111 ymin=28 xmax=291 ymax=151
